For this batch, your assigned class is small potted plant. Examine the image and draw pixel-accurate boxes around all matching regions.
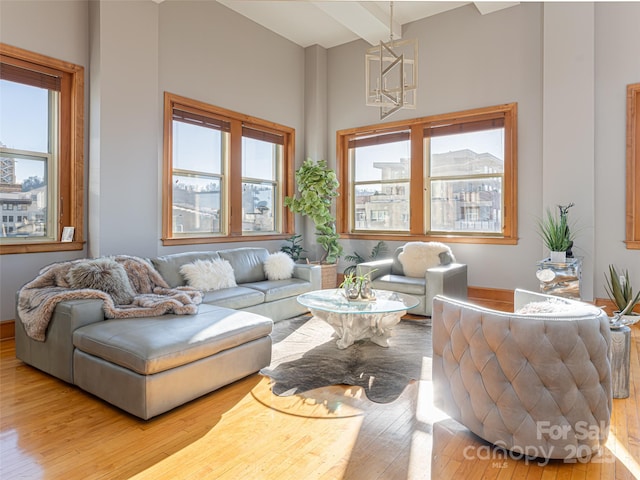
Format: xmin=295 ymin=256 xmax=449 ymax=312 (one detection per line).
xmin=356 ymin=269 xmax=376 ymax=300
xmin=537 ymin=206 xmax=574 ymax=263
xmin=605 ymin=265 xmax=640 ymax=326
xmin=339 ymin=273 xmax=360 ymax=299
xmin=280 ymin=234 xmax=306 ymax=262
xmin=343 ymin=240 xmax=387 ymax=276
xmin=338 ymin=269 xmax=377 ymax=300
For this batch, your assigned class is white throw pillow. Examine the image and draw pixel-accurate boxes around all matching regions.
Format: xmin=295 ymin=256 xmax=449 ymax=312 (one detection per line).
xmin=264 ymin=252 xmax=295 ymax=280
xmin=398 ymin=242 xmax=455 ymax=278
xmin=179 ymin=259 xmax=237 ymax=291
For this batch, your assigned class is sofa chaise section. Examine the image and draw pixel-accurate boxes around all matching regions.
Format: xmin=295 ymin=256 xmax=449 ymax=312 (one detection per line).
xmin=72 ymin=304 xmax=272 ymax=420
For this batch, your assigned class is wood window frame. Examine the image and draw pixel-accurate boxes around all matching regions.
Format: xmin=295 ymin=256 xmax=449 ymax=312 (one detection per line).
xmin=337 ymin=103 xmax=518 ymax=245
xmin=162 ymin=92 xmax=295 ymax=246
xmin=626 ymin=83 xmax=640 ymax=249
xmin=0 ymin=44 xmax=84 ymax=255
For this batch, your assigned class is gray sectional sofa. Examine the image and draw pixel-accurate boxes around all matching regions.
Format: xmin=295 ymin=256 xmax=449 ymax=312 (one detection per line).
xmin=15 ymin=247 xmax=321 ymax=419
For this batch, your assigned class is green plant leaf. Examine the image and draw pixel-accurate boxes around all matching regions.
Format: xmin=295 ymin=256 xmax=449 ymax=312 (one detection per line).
xmin=537 ymin=207 xmax=572 ymax=252
xmin=284 ymin=158 xmax=342 ymax=263
xmin=605 ymin=264 xmax=639 ymax=312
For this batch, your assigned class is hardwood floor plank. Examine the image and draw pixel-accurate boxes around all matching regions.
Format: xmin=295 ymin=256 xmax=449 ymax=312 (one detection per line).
xmin=1 ymin=318 xmax=638 ymax=479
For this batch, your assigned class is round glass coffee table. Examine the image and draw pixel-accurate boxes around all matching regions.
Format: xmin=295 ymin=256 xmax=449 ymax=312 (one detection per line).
xmin=297 ymin=289 xmax=419 ymax=349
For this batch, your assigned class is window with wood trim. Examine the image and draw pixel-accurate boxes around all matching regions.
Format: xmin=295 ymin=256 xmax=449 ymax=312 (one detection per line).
xmin=162 ymin=92 xmax=294 ymax=245
xmin=337 ymin=103 xmax=517 ymax=244
xmin=0 ymin=44 xmax=84 ymax=254
xmin=627 ymin=83 xmax=640 ymax=249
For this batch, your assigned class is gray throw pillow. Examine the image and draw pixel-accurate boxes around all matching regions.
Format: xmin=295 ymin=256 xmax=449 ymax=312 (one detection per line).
xmin=67 ymin=258 xmax=136 ymax=305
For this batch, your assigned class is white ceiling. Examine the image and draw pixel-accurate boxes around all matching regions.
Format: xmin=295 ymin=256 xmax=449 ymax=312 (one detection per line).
xmin=215 ymin=1 xmax=519 ymax=49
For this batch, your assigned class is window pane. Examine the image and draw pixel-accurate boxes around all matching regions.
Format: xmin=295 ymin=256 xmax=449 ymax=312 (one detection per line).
xmin=0 ymin=153 xmax=48 ymax=237
xmin=242 ymin=137 xmax=276 ymax=181
xmin=430 ymin=128 xmax=504 ymax=177
xmin=242 ymin=134 xmax=280 ymax=233
xmin=430 ymin=178 xmax=502 ymax=233
xmin=0 ymin=80 xmax=49 ymax=153
xmin=172 ymin=174 xmax=221 ymax=234
xmin=353 ymin=140 xmax=411 ymax=182
xmin=354 ymin=182 xmax=410 ymax=231
xmin=173 ymin=120 xmax=222 ymax=175
xmin=242 ymin=182 xmax=275 ymax=232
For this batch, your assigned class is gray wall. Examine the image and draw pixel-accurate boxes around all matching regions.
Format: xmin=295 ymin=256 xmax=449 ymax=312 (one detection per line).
xmin=0 ymin=0 xmax=90 ymax=320
xmin=543 ymin=3 xmax=596 ymax=299
xmin=89 ymin=0 xmax=160 ymax=258
xmin=328 ymin=2 xmax=640 ymax=301
xmin=1 ymin=1 xmax=639 ymax=321
xmin=594 ymin=3 xmax=640 ymax=296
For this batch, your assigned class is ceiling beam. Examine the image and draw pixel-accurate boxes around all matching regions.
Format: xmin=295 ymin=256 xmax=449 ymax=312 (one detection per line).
xmin=473 ymin=1 xmax=520 ymax=16
xmin=313 ymin=1 xmax=400 ymax=46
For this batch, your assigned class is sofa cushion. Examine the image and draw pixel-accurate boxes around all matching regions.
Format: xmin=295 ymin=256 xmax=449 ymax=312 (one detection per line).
xmin=371 ymin=274 xmax=426 ymax=296
xmin=180 ymin=259 xmax=237 ymax=291
xmin=201 ymin=286 xmax=265 ymax=309
xmin=243 ymin=278 xmax=311 ymax=302
xmin=72 ymin=305 xmax=272 ymax=375
xmin=151 ymin=251 xmax=220 ymax=288
xmin=218 ymin=247 xmax=269 ymax=284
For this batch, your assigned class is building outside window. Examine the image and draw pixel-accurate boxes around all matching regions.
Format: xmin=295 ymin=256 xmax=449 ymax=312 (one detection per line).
xmin=427 ymin=123 xmax=505 ymax=234
xmin=0 ymin=44 xmax=84 ymax=254
xmin=163 ymin=93 xmax=293 ymax=245
xmin=171 ymin=108 xmax=226 ymax=236
xmin=349 ymin=131 xmax=411 ymax=232
xmin=337 ymin=103 xmax=517 ymax=244
xmin=241 ymin=127 xmax=282 ymax=233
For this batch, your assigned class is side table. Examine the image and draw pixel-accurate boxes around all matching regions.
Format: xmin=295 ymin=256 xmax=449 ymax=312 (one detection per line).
xmin=610 ymin=326 xmax=631 ymax=399
xmin=536 ymin=257 xmax=582 ymax=299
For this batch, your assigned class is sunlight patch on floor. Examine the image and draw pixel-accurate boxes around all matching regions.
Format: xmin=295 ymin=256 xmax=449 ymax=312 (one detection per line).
xmin=129 ymin=383 xmax=365 ymax=479
xmin=606 ymin=432 xmax=640 ymax=478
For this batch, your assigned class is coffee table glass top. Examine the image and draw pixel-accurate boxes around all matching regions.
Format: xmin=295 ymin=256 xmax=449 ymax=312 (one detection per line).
xmin=297 ymin=289 xmax=419 ymax=314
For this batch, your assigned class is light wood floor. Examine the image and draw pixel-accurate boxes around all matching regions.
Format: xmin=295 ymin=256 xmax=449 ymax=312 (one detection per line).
xmin=1 ymin=304 xmax=638 ymax=479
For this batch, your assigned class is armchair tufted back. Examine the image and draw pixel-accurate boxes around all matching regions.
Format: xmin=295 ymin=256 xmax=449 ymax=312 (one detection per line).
xmin=432 ymin=291 xmax=612 ymax=460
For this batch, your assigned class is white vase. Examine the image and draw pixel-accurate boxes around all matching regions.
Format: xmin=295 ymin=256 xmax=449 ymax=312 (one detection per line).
xmin=549 ymin=251 xmax=566 ymax=263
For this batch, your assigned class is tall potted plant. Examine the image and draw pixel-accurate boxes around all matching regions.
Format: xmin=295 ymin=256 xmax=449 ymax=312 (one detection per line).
xmin=285 ymin=158 xmax=343 ymax=287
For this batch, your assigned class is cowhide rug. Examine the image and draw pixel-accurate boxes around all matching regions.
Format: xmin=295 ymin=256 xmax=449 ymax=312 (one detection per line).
xmin=261 ymin=314 xmax=432 ymax=403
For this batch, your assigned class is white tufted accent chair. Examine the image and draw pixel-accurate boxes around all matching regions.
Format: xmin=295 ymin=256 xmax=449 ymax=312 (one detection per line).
xmin=432 ymin=289 xmax=612 ymax=460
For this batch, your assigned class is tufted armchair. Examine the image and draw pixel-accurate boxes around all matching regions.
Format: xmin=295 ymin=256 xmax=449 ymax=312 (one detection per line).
xmin=357 ymin=242 xmax=467 ymax=316
xmin=432 ymin=289 xmax=612 ymax=460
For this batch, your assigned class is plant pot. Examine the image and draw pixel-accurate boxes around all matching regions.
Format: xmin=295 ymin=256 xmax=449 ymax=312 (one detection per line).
xmin=549 ymin=251 xmax=566 ymax=263
xmin=320 ymin=263 xmax=337 ymax=289
xmin=344 ymin=284 xmax=360 ymax=300
xmin=359 ymin=279 xmax=376 ymax=300
xmin=612 ymin=311 xmax=640 ymax=327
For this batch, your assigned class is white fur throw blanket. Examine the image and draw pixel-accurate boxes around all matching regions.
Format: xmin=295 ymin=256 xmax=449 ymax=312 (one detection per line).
xmin=17 ymin=255 xmax=203 ymax=341
xmin=398 ymin=242 xmax=455 ymax=278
